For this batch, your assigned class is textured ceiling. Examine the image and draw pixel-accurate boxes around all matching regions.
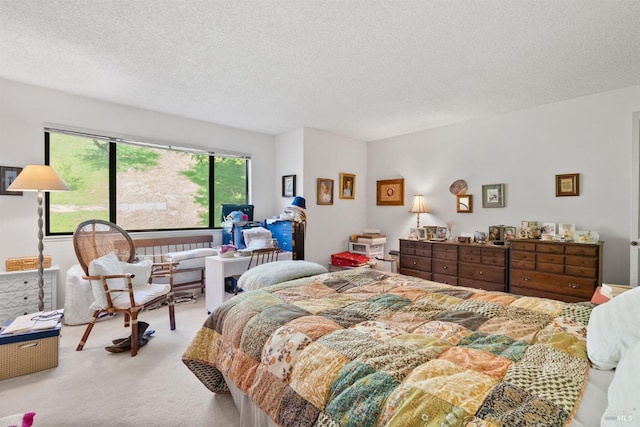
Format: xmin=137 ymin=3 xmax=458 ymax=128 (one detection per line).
xmin=1 ymin=0 xmax=639 ymax=141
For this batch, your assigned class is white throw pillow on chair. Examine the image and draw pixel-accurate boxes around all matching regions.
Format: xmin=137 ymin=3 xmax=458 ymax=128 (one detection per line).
xmin=120 ymin=259 xmax=153 ymax=286
xmin=88 ymin=252 xmax=127 ymax=310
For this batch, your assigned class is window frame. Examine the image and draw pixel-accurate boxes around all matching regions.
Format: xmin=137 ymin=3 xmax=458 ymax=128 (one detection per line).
xmin=44 ymin=129 xmax=250 ymax=236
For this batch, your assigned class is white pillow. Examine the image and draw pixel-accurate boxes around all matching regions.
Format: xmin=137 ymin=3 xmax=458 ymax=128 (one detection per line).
xmin=120 ymin=259 xmax=153 ymax=286
xmin=602 ymin=340 xmax=640 ymax=424
xmin=587 ymin=286 xmax=640 ymax=370
xmin=88 ymin=252 xmax=125 ymax=309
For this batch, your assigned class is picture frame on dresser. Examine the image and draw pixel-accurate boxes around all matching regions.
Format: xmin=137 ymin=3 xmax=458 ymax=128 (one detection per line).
xmin=0 ymin=166 xmax=23 ymax=196
xmin=482 ymin=183 xmax=505 ymax=208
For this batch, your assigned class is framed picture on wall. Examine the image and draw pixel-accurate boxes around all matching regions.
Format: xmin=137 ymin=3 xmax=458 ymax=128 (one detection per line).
xmin=0 ymin=166 xmax=23 ymax=196
xmin=376 ymin=178 xmax=404 ymax=206
xmin=317 ymin=178 xmax=334 ymax=205
xmin=482 ymin=183 xmax=505 ymax=208
xmin=282 ymin=174 xmax=296 ymax=197
xmin=555 ymin=173 xmax=579 ymax=197
xmin=339 ymin=173 xmax=355 ymax=199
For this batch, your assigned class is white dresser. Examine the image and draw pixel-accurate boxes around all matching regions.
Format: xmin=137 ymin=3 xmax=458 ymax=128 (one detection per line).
xmin=0 ymin=267 xmax=58 ymax=322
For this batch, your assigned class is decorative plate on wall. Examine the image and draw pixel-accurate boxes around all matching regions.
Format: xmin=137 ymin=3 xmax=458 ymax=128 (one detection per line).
xmin=449 ymin=179 xmax=468 ymax=195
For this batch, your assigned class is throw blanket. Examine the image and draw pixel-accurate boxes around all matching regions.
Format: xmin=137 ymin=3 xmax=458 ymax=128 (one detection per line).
xmin=183 ymin=268 xmax=592 ymax=426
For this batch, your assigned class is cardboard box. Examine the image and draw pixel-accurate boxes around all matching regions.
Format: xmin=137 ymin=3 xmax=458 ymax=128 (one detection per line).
xmin=0 ymin=324 xmax=60 ymax=380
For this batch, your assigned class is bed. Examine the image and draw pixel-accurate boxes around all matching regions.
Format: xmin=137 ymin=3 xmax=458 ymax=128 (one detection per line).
xmin=183 ymin=267 xmax=637 ymax=426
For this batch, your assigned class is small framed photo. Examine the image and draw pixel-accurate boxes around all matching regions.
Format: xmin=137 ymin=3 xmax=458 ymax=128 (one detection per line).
xmin=502 ymin=226 xmax=516 ymax=241
xmin=423 ymin=226 xmax=437 ymax=240
xmin=556 ymin=173 xmax=579 ymax=197
xmin=0 ymin=166 xmax=23 ymax=196
xmin=558 ymin=223 xmax=576 ymax=240
xmin=416 ymin=228 xmax=428 ymax=240
xmin=408 ymin=228 xmax=419 ymax=240
xmin=376 ymin=178 xmax=404 ymax=206
xmin=339 ymin=173 xmax=356 ymax=200
xmin=488 ymin=225 xmax=503 ymax=241
xmin=541 ymin=223 xmax=556 ymax=235
xmin=456 ymin=194 xmax=473 ymax=213
xmin=474 ymin=231 xmax=487 ymax=244
xmin=317 ymin=178 xmax=334 ymax=205
xmin=282 ymin=174 xmax=296 ymax=198
xmin=436 ymin=226 xmax=447 ymax=239
xmin=482 ymin=183 xmax=505 ymax=208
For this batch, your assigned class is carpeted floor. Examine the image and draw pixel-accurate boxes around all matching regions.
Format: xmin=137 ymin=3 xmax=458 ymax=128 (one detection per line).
xmin=0 ymin=296 xmax=240 ymax=426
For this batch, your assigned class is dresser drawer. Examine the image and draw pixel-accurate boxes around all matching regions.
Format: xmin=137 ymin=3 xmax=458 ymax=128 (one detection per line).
xmin=536 ymin=253 xmax=564 ymax=264
xmin=432 ymin=259 xmax=457 ymax=276
xmin=400 ymin=255 xmax=431 ymax=272
xmin=511 ymin=251 xmax=535 ymax=262
xmin=536 ymin=262 xmax=565 ymax=274
xmin=510 ymin=241 xmax=536 ymax=251
xmin=399 ymin=268 xmax=432 ymax=281
xmin=510 ymin=259 xmax=535 ymax=270
xmin=433 ymin=246 xmax=458 ymax=261
xmin=566 ymin=245 xmax=598 ymax=256
xmin=459 ymin=252 xmax=480 ymax=263
xmin=509 ymin=269 xmax=595 ymax=299
xmin=565 ymin=265 xmax=597 ymax=278
xmin=459 ymin=278 xmax=505 ymax=292
xmin=565 ymin=255 xmax=598 ymax=268
xmin=536 ymin=243 xmax=565 ymax=254
xmin=432 ymin=273 xmax=457 ymax=285
xmin=481 ymin=251 xmax=506 ymax=266
xmin=459 ymin=263 xmax=505 ymax=284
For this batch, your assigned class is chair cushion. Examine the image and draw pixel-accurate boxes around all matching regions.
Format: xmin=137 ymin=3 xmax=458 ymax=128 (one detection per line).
xmin=112 ymin=283 xmax=171 ymax=309
xmin=88 ymin=252 xmax=126 ymax=309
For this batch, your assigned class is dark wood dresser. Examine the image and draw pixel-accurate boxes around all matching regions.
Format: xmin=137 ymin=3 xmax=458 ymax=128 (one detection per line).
xmin=399 ymin=239 xmax=508 ymax=291
xmin=509 ymin=239 xmax=603 ymax=302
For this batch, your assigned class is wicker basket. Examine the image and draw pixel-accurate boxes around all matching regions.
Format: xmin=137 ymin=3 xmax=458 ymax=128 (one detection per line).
xmin=5 ymin=256 xmax=52 ymax=271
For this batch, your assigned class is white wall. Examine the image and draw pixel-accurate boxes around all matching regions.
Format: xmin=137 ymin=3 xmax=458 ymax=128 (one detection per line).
xmin=367 ymin=85 xmax=640 ymax=284
xmin=302 ymin=128 xmax=368 ymax=264
xmin=274 ymin=128 xmax=304 ymax=215
xmin=0 ymin=78 xmax=275 ymax=306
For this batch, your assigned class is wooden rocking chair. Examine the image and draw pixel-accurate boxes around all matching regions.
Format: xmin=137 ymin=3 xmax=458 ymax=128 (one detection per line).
xmin=73 ymin=219 xmax=176 ymax=356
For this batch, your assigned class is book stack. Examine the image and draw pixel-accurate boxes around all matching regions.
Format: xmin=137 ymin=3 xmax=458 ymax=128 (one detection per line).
xmin=600 ymin=283 xmax=632 ymax=299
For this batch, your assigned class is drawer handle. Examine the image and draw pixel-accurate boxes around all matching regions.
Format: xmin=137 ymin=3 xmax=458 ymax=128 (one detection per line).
xmin=479 ymin=271 xmax=484 ymax=275
xmin=523 ymin=276 xmax=530 ymax=281
xmin=443 ymin=265 xmax=448 ymax=270
xmin=24 ymin=280 xmax=28 ymax=284
xmin=23 ymin=296 xmax=28 ymax=300
xmin=412 ymin=261 xmax=417 ymax=265
xmin=569 ymin=283 xmax=581 ymax=289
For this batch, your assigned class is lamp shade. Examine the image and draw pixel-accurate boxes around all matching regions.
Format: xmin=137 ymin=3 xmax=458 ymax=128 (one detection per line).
xmin=408 ymin=195 xmax=429 ymax=213
xmin=7 ymin=165 xmax=70 ymax=192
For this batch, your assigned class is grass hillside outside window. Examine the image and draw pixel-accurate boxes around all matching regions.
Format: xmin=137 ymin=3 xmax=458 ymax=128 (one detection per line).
xmin=47 ymin=131 xmax=248 ymax=234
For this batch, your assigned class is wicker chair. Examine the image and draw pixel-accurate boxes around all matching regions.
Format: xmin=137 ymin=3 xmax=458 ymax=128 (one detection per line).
xmin=73 ymin=219 xmax=176 ymax=356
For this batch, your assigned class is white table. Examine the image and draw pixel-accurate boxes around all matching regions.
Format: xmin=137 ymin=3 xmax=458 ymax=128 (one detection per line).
xmin=205 ymin=252 xmax=292 ymax=313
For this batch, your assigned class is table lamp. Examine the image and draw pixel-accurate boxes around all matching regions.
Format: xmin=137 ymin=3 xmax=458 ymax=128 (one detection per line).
xmin=409 ymin=194 xmax=429 ymax=228
xmin=8 ymin=165 xmax=70 ymax=311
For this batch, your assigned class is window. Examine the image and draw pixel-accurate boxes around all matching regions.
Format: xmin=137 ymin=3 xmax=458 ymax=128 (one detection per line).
xmin=46 ymin=129 xmax=249 ymax=234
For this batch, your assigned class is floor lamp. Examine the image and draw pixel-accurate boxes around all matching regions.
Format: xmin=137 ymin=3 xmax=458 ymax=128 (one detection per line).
xmin=8 ymin=165 xmax=69 ymax=311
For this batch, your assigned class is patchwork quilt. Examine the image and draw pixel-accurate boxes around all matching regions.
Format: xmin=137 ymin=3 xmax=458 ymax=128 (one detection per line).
xmin=183 ymin=268 xmax=593 ymax=426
